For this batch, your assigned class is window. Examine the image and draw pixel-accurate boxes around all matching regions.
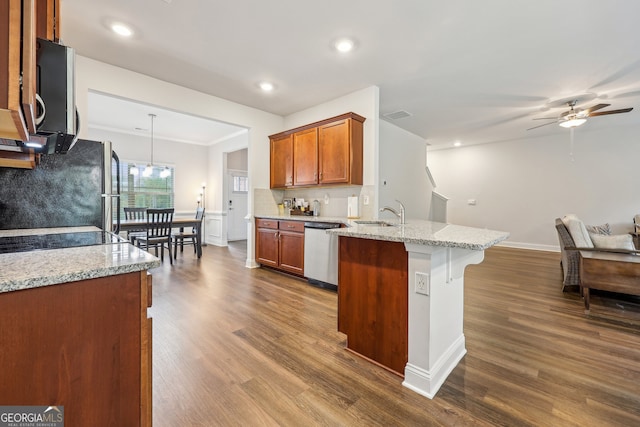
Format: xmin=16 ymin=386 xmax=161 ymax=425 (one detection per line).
xmin=232 ymin=175 xmax=248 ymax=193
xmin=113 ymin=161 xmax=175 ymax=217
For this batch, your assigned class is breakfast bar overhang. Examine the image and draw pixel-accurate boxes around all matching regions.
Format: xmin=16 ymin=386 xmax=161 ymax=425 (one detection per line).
xmin=330 ymin=220 xmax=509 ymax=399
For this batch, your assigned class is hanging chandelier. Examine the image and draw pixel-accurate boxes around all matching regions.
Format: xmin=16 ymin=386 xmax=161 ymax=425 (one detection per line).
xmin=142 ymin=113 xmax=156 ymax=177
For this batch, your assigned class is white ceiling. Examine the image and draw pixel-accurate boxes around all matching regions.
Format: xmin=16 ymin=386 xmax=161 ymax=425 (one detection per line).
xmin=62 ymin=0 xmax=640 ymax=148
xmin=87 ymin=92 xmax=247 ymax=145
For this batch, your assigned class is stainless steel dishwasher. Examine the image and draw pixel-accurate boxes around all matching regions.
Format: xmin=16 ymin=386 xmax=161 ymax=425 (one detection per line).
xmin=304 ymin=221 xmax=340 ymax=290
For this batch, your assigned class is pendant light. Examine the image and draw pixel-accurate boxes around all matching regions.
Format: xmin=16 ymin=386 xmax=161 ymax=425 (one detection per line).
xmin=143 ymin=113 xmax=156 ymax=177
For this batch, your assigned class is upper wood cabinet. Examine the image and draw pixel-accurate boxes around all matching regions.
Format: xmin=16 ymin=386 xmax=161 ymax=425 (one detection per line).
xmin=269 ymin=112 xmax=365 ymax=189
xmin=36 ymin=0 xmax=60 ymax=42
xmin=0 ymin=0 xmax=57 ymax=169
xmin=0 ymin=0 xmax=35 ymax=142
xmin=319 ymin=117 xmax=363 ymax=185
xmin=293 ymin=127 xmax=318 ymax=186
xmin=270 ymin=134 xmax=293 ymax=188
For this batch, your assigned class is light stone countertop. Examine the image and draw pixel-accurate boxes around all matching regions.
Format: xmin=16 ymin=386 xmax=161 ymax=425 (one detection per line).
xmin=253 ymin=215 xmax=509 ymax=250
xmin=329 ymin=220 xmax=509 ymax=250
xmin=0 ymin=227 xmax=161 ymax=294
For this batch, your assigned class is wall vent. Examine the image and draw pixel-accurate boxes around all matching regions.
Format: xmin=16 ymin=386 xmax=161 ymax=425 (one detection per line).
xmin=382 ymin=110 xmax=412 ymax=120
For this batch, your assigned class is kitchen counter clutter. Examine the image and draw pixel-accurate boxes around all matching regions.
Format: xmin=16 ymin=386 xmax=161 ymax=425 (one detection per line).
xmin=0 ymin=226 xmax=160 ymax=293
xmin=0 ymin=226 xmax=158 ymax=425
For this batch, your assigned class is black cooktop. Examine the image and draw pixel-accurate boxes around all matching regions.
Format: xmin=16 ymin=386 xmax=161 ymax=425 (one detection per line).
xmin=0 ymin=231 xmax=125 ymax=254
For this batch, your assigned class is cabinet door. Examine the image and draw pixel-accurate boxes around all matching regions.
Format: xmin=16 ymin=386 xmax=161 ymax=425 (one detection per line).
xmin=256 ymin=227 xmax=279 ymax=267
xmin=279 ymin=230 xmax=304 ymax=275
xmin=319 ymin=118 xmax=364 ymax=185
xmin=36 ymin=0 xmax=60 ymax=41
xmin=0 ymin=0 xmax=30 ymax=141
xmin=319 ymin=119 xmax=350 ymax=184
xmin=293 ymin=127 xmax=318 ymax=186
xmin=270 ymin=134 xmax=293 ymax=188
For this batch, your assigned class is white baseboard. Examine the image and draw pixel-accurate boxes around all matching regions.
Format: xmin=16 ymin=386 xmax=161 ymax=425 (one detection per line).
xmin=496 ymin=241 xmax=559 ymax=252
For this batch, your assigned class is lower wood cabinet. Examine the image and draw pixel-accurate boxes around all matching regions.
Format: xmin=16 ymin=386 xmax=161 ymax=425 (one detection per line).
xmin=256 ymin=218 xmax=305 ymax=275
xmin=0 ymin=270 xmax=153 ymax=426
xmin=338 ymin=236 xmax=408 ymax=375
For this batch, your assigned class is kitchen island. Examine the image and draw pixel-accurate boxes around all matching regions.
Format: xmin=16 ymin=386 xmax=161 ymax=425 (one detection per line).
xmin=329 ymin=220 xmax=509 ymax=399
xmin=0 ymin=227 xmax=160 ymax=426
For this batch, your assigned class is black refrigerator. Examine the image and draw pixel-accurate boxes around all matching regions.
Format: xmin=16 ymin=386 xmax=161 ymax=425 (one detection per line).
xmin=0 ymin=139 xmax=120 ymax=231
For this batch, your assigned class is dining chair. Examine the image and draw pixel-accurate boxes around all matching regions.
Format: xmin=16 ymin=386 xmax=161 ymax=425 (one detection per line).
xmin=172 ymin=207 xmax=205 ymax=259
xmin=124 ymin=207 xmax=147 ymax=244
xmin=136 ymin=208 xmax=174 ymax=264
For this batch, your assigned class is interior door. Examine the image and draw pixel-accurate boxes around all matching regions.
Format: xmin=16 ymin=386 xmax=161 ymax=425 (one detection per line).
xmin=227 ymin=171 xmax=248 ymax=241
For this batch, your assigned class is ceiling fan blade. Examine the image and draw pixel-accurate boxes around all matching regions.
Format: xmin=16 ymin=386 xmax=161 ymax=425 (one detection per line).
xmin=527 ymin=121 xmax=558 ymax=130
xmin=588 ymin=108 xmax=634 ymax=117
xmin=583 ymin=103 xmax=610 ymax=114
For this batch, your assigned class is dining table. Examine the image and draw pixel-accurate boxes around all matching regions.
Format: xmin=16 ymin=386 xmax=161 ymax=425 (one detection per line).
xmin=116 ymin=217 xmax=203 ymax=258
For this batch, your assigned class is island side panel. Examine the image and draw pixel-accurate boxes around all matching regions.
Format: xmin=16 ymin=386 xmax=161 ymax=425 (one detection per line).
xmin=338 ymin=236 xmax=408 ymax=375
xmin=0 ymin=272 xmax=144 ymax=426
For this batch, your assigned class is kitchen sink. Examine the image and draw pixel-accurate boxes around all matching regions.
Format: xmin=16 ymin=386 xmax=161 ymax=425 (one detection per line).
xmin=354 ymin=220 xmax=397 ymax=227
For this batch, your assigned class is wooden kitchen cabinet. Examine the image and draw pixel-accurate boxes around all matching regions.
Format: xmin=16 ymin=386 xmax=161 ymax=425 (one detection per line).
xmin=256 ymin=218 xmax=279 ymax=267
xmin=319 ymin=117 xmax=363 ymax=185
xmin=269 ymin=112 xmax=365 ymax=189
xmin=278 ymin=220 xmax=305 ymax=275
xmin=338 ymin=236 xmax=408 ymax=375
xmin=0 ymin=270 xmax=153 ymax=426
xmin=270 ymin=134 xmax=293 ymax=188
xmin=36 ymin=0 xmax=60 ymax=41
xmin=293 ymin=127 xmax=318 ymax=186
xmin=0 ymin=0 xmax=59 ymax=168
xmin=255 ymin=218 xmax=305 ymax=276
xmin=0 ymin=0 xmax=36 ymax=142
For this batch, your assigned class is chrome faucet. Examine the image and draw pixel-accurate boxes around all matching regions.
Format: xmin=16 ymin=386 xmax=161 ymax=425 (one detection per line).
xmin=379 ymin=199 xmax=406 ymax=224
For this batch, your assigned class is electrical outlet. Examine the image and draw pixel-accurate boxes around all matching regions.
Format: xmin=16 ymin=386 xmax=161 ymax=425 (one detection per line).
xmin=363 ymin=195 xmax=369 ymax=205
xmin=415 ymin=272 xmax=430 ymax=295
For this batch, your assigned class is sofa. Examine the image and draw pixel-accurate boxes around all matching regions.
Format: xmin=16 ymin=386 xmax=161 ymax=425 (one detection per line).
xmin=555 ymin=215 xmax=640 ymax=291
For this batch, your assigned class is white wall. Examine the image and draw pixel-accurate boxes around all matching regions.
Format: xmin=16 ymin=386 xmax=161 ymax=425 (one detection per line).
xmin=378 ymin=120 xmax=431 ymax=220
xmin=88 ymin=128 xmax=207 ymax=213
xmin=283 ymin=86 xmax=380 ymax=186
xmin=227 ymin=149 xmax=248 ymax=171
xmin=429 ymin=124 xmax=640 ymax=250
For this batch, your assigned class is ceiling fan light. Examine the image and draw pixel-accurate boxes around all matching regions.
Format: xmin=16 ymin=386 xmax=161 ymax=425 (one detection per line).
xmin=559 ymin=118 xmax=587 ymax=128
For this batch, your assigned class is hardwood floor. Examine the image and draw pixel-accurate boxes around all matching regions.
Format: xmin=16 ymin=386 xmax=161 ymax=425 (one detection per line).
xmin=150 ymin=243 xmax=640 ymax=426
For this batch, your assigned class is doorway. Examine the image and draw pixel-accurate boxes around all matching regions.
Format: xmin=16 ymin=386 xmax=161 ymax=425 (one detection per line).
xmin=226 ymin=149 xmax=248 ymax=242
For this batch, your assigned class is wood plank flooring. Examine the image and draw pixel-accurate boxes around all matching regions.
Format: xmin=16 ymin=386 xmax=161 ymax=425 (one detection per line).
xmin=150 ymin=244 xmax=640 ymax=426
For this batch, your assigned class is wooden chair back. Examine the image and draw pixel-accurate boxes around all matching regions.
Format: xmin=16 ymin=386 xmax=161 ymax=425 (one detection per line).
xmin=124 ymin=207 xmax=147 ymax=220
xmin=146 ymin=208 xmax=174 ymax=239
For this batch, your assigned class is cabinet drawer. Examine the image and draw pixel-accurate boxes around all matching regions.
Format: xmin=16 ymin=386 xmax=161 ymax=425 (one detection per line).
xmin=279 ymin=220 xmax=305 ymax=233
xmin=256 ymin=218 xmax=278 ymax=229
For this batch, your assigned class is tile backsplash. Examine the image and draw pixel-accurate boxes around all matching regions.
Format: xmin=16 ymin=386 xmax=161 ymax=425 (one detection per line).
xmin=254 ymin=186 xmax=375 ymax=219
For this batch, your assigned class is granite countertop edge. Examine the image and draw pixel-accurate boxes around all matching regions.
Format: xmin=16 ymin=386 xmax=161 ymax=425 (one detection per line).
xmin=1 ymin=259 xmax=161 ymax=294
xmin=0 ymin=227 xmax=162 ymax=294
xmin=254 ymin=214 xmax=510 ymax=250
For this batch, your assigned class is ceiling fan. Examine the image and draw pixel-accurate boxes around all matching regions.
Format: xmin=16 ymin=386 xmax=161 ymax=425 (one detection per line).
xmin=527 ymin=100 xmax=633 ymax=130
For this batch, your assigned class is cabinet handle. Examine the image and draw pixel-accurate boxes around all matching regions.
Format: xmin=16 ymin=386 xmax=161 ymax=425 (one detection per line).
xmin=287 ymin=225 xmax=294 ymax=228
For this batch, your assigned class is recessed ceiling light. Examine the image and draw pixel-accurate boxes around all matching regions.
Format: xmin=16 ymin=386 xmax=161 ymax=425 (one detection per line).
xmin=335 ymin=38 xmax=355 ymax=53
xmin=259 ymin=82 xmax=274 ymax=92
xmin=111 ymin=23 xmax=133 ymax=37
xmin=453 ymin=141 xmax=462 ymax=147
